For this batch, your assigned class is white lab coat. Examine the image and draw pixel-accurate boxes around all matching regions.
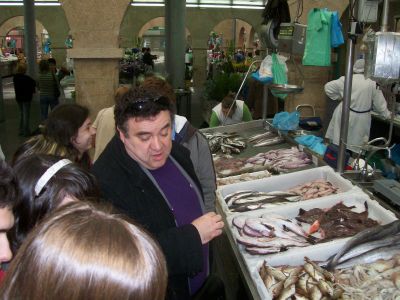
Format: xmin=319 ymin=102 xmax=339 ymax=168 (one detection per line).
xmin=325 ymin=74 xmax=391 ymax=153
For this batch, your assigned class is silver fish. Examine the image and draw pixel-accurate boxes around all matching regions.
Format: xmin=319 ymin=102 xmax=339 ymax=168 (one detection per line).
xmin=328 ymin=234 xmax=400 ymax=266
xmin=253 ymin=136 xmax=285 ymax=147
xmin=224 ymin=190 xmax=254 ymax=204
xmin=335 ymin=244 xmax=400 ymax=269
xmin=248 ymin=131 xmax=275 ymax=142
xmin=326 ymin=220 xmax=400 ymax=270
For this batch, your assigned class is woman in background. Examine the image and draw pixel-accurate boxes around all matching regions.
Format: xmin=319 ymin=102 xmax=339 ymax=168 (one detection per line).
xmin=38 ymin=59 xmax=59 ymax=121
xmin=0 ymin=201 xmax=167 ymax=300
xmin=12 ymin=103 xmax=96 ymax=169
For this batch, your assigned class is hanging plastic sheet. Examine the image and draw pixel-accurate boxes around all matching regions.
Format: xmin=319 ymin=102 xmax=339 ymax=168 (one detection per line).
xmin=271 ymin=53 xmax=288 ymax=100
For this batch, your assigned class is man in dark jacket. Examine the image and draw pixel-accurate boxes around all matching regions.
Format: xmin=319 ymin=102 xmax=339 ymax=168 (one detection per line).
xmin=92 ymin=86 xmax=224 ymax=300
xmin=13 ymin=63 xmax=36 ymax=136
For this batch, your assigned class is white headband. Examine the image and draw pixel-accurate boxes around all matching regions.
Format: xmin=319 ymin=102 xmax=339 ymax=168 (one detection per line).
xmin=34 ymin=159 xmax=73 ymax=196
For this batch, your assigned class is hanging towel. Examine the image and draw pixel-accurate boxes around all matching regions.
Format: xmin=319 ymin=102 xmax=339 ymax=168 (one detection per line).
xmin=331 ymin=11 xmax=344 ymax=48
xmin=302 ymin=8 xmax=332 ymax=66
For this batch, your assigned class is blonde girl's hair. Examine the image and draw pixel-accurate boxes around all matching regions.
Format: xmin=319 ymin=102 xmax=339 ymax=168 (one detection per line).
xmin=0 ymin=201 xmax=167 ymax=300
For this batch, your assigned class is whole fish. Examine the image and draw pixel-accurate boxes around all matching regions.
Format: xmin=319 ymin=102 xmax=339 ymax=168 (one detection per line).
xmin=248 ymin=131 xmax=275 ymax=142
xmin=237 ymin=235 xmax=308 ymax=248
xmin=325 ymin=234 xmax=400 ymax=267
xmin=246 ymin=246 xmax=281 ymax=255
xmin=224 ymin=190 xmax=254 ymax=205
xmin=245 ymin=218 xmax=275 ymax=237
xmin=253 ymin=136 xmax=285 ymax=147
xmin=232 ymin=215 xmax=247 ymax=229
xmin=335 ymin=244 xmax=400 ymax=269
xmin=326 ymin=220 xmax=400 ymax=270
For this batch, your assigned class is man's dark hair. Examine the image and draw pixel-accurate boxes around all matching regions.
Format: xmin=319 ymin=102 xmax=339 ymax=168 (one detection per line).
xmin=114 ymin=86 xmax=174 ymax=137
xmin=0 ymin=160 xmax=19 ymax=209
xmin=221 ymin=92 xmax=236 ymax=109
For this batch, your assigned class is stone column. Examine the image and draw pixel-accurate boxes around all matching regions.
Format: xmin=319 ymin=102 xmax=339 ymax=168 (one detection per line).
xmin=165 ymin=0 xmax=186 ymax=89
xmin=67 ymin=49 xmax=122 ymax=116
xmin=60 ymin=0 xmax=130 ymax=117
xmin=23 ymin=0 xmax=38 ymax=78
xmin=192 ymin=47 xmax=207 ymax=88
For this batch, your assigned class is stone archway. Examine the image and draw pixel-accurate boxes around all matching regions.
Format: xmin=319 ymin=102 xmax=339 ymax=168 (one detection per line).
xmin=137 ymin=17 xmax=191 ymax=76
xmin=0 ymin=16 xmax=48 ymax=56
xmin=212 ymin=18 xmax=254 ymax=53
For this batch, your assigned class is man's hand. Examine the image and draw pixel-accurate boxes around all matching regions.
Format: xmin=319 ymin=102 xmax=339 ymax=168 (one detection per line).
xmin=191 ymin=212 xmax=224 ymax=244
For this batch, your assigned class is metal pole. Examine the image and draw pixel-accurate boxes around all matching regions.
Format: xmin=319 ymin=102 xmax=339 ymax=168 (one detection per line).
xmin=262 ymin=85 xmax=268 ymax=119
xmin=165 ymin=0 xmax=186 ymax=89
xmin=23 ymin=0 xmax=38 ymax=79
xmin=337 ymin=0 xmax=357 ymax=173
xmin=380 ymin=0 xmax=389 ymax=32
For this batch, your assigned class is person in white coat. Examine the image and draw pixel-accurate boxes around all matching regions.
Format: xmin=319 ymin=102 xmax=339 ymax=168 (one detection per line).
xmin=325 ymin=59 xmax=391 ymax=153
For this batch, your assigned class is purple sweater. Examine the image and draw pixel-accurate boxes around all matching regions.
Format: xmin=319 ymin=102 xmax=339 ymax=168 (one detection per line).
xmin=149 ymin=158 xmax=208 ymax=295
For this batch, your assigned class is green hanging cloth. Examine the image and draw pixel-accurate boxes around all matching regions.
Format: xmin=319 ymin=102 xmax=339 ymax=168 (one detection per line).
xmin=302 ymin=8 xmax=333 ymax=66
xmin=271 ymin=53 xmax=288 ymax=100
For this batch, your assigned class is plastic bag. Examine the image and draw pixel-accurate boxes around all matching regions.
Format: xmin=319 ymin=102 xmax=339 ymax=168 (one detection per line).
xmin=258 ymin=55 xmax=273 ymax=78
xmin=251 ymin=71 xmax=273 ymax=84
xmin=271 ymin=53 xmax=288 ymax=100
xmin=272 ymin=111 xmax=300 ymax=131
xmin=295 ymin=135 xmax=327 ymax=156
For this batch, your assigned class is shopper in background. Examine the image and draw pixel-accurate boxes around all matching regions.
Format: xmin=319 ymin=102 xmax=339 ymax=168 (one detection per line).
xmin=38 ymin=59 xmax=59 ymax=120
xmin=13 ymin=63 xmax=36 ymax=137
xmin=209 ymin=91 xmax=253 ymax=127
xmin=0 ymin=160 xmax=19 ymax=282
xmin=0 ymin=201 xmax=167 ymax=300
xmin=325 ymin=59 xmax=391 ymax=153
xmin=142 ymin=47 xmax=157 ymax=71
xmin=141 ymin=76 xmax=217 ymax=213
xmin=92 ymin=86 xmax=225 ymax=300
xmin=12 ymin=104 xmax=96 ymax=169
xmin=92 ymin=86 xmax=130 ymax=162
xmin=9 ymin=154 xmax=99 ymax=253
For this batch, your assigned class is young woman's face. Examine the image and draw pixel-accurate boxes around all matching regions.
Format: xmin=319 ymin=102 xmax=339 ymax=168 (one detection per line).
xmin=0 ymin=207 xmax=14 ymax=265
xmin=71 ymin=118 xmax=96 ymax=154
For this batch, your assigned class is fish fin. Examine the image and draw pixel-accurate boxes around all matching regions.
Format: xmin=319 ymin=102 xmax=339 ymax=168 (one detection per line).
xmin=309 ymin=220 xmax=320 ymax=234
xmin=364 ymin=201 xmax=368 ymax=212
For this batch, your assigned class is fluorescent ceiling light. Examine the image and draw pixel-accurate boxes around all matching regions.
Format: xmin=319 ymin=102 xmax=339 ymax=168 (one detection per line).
xmin=131 ymin=3 xmax=164 ymax=6
xmin=35 ymin=2 xmax=60 ymax=5
xmin=0 ymin=1 xmax=60 ymax=5
xmin=187 ymin=4 xmax=263 ymax=9
xmin=0 ymin=2 xmax=23 ymax=5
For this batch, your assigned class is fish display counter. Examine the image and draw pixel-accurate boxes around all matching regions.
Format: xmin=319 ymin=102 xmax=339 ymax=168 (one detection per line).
xmin=221 ymin=191 xmax=398 ymax=300
xmin=205 ymin=120 xmax=400 ymax=299
xmin=255 ymin=220 xmax=400 ymax=299
xmin=201 ymin=120 xmax=323 ymax=181
xmin=216 ymin=166 xmax=357 ymax=217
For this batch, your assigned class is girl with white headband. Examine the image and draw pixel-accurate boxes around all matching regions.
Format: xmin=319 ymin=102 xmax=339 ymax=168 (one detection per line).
xmin=9 ymin=154 xmax=99 ymax=253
